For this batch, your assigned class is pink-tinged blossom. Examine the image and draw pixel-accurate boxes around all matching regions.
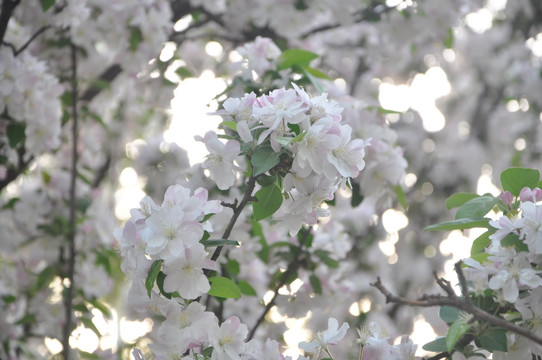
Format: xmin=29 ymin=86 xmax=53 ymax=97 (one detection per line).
xmin=292 ymin=83 xmax=343 ymax=124
xmin=162 ymin=243 xmax=216 ymax=299
xmin=520 ymin=201 xmax=542 ymax=254
xmin=237 ymin=36 xmax=282 ymax=75
xmin=488 ymin=253 xmax=542 ymax=303
xmin=293 ymin=118 xmax=340 ymax=177
xmin=519 ymin=187 xmax=542 ymax=203
xmin=157 ymin=302 xmax=217 ymax=350
xmin=140 ymin=206 xmax=203 ymax=257
xmin=243 ymin=339 xmax=284 ymax=360
xmin=298 ymin=317 xmax=349 ymax=353
xmin=324 ymin=124 xmax=367 ymax=179
xmin=253 ymin=88 xmax=307 ymax=145
xmin=208 ymin=316 xmax=248 ymax=360
xmin=201 ymin=131 xmax=241 ymax=190
xmin=489 ymin=215 xmax=523 ymax=244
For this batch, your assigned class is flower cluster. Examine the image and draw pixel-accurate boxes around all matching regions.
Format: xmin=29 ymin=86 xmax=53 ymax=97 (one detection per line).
xmin=117 ymin=185 xmax=222 ymax=301
xmin=464 ymin=187 xmax=542 ymax=304
xmin=207 ymin=84 xmax=368 ymax=234
xmin=0 ymin=48 xmax=63 ymax=160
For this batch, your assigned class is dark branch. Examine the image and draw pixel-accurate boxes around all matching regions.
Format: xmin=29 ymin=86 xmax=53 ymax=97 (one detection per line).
xmin=0 ymin=0 xmax=21 ymax=46
xmin=62 ymin=42 xmax=79 ymax=360
xmin=14 ymin=25 xmax=51 ymax=56
xmin=371 ymin=262 xmax=542 ymax=347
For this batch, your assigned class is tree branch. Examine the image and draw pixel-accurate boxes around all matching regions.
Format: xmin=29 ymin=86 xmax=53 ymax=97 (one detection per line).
xmin=61 ymin=42 xmax=79 ymax=360
xmin=371 ymin=261 xmax=542 ymax=347
xmin=208 ymin=175 xmax=259 ymax=263
xmin=0 ymin=0 xmax=21 ymax=46
xmin=13 ymin=25 xmax=50 ymax=56
xmin=247 ymin=227 xmax=312 ymax=341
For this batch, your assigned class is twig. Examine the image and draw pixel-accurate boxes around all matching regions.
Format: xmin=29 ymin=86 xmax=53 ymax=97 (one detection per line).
xmin=14 ymin=25 xmax=50 ymax=56
xmin=208 ymin=175 xmax=259 ymax=263
xmin=61 ymin=42 xmax=78 ymax=360
xmin=247 ymin=227 xmax=312 ymax=340
xmin=371 ymin=261 xmax=542 ymax=347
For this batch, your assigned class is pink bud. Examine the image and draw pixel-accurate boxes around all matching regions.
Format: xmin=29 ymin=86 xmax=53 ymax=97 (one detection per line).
xmin=500 ymin=191 xmax=514 ymax=206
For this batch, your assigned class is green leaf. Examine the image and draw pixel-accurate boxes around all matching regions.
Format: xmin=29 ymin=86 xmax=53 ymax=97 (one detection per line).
xmin=257 ymin=175 xmax=276 ymax=187
xmin=145 ymin=260 xmax=163 ymax=298
xmin=79 ymin=350 xmax=100 ymax=359
xmin=16 ymin=313 xmax=36 ymax=325
xmin=225 ymin=259 xmax=240 ymax=276
xmin=251 ymin=146 xmax=281 ymax=176
xmin=500 ymin=167 xmax=540 ymax=196
xmin=446 ymin=193 xmax=480 ymax=210
xmin=89 ymin=299 xmax=111 ymax=318
xmin=201 ymin=346 xmax=213 ymax=358
xmin=444 ymin=28 xmax=454 ymax=48
xmin=422 ymin=337 xmax=447 ymax=352
xmin=156 ymin=271 xmax=179 ymax=299
xmin=479 ymin=328 xmax=507 ymax=352
xmin=314 ymin=250 xmax=339 ymax=269
xmin=275 ymin=132 xmax=306 ymax=147
xmin=376 ymin=106 xmax=402 ymax=115
xmin=303 ymin=67 xmax=331 ymax=80
xmin=74 ymin=303 xmax=89 ymax=313
xmin=2 ymin=294 xmax=16 ymax=304
xmin=446 ymin=318 xmax=471 ymax=352
xmin=201 ymin=239 xmax=239 ymax=247
xmin=455 ymin=195 xmax=497 ymax=220
xmin=253 ymin=183 xmax=283 ymax=221
xmin=39 ymin=0 xmax=55 ymax=11
xmin=175 ymin=66 xmax=193 ymax=79
xmin=424 ymin=218 xmax=490 ymax=231
xmin=395 ymin=185 xmax=407 ymax=209
xmin=309 ymin=274 xmax=322 ymax=295
xmin=6 ymin=123 xmax=26 ymax=148
xmin=80 ymin=317 xmax=101 ymax=337
xmin=471 ymin=231 xmax=491 ymax=255
xmin=36 ymin=265 xmax=57 ymax=291
xmin=277 ymin=49 xmax=319 ymax=70
xmin=440 ymin=306 xmax=460 ymax=323
xmin=501 ymin=233 xmax=528 ymax=252
xmin=220 ymin=121 xmax=237 ymax=131
xmin=2 ymin=197 xmax=19 ymax=210
xmin=237 ymin=280 xmax=257 ymax=296
xmin=129 ymin=26 xmax=143 ymax=52
xmin=351 ymin=181 xmax=363 ymax=207
xmin=302 ymin=67 xmax=325 ymax=93
xmin=208 ymin=277 xmax=241 ymax=299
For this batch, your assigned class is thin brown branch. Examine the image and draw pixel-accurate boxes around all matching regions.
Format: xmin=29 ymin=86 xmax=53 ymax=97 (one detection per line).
xmin=14 ymin=25 xmax=50 ymax=56
xmin=61 ymin=42 xmax=78 ymax=360
xmin=208 ymin=175 xmax=259 ymax=263
xmin=371 ymin=267 xmax=542 ymax=348
xmin=247 ymin=227 xmax=312 ymax=341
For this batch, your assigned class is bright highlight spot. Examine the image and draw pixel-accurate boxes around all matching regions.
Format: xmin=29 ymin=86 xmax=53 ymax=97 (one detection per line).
xmin=166 ymin=70 xmax=227 ymax=166
xmin=205 ymin=41 xmax=224 ymax=58
xmin=378 ymin=67 xmax=451 ymax=133
xmin=465 ymin=8 xmax=493 ymax=33
xmin=120 ymin=317 xmax=153 ymax=344
xmin=382 ymin=209 xmax=409 ymax=233
xmin=409 ymin=315 xmax=438 ymax=356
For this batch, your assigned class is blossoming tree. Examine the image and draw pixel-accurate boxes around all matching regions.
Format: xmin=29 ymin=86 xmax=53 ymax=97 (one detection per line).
xmin=1 ymin=0 xmax=542 ymax=359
